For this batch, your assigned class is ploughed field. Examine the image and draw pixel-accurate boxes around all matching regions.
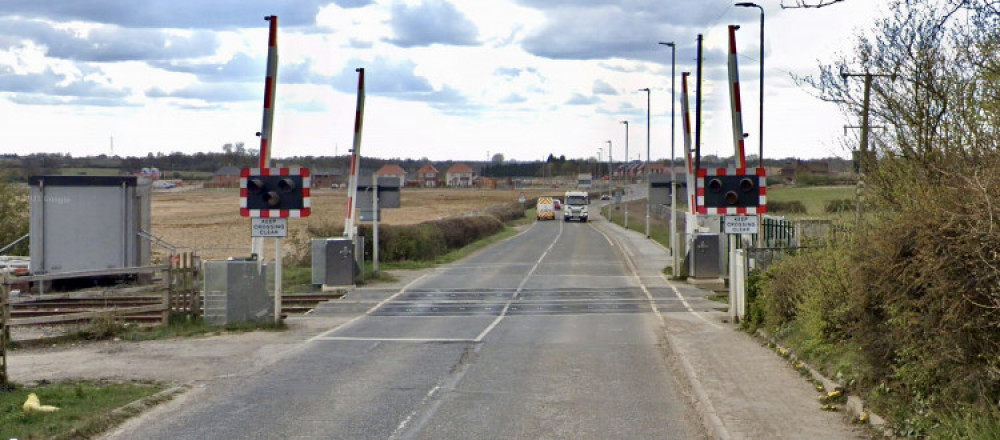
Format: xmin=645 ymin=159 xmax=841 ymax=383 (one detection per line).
xmin=151 ymin=187 xmax=546 ymax=261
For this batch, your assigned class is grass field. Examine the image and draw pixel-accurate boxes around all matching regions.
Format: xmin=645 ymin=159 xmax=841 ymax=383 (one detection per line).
xmin=766 ymin=185 xmax=855 ymax=217
xmin=150 ymin=187 xmax=553 ymax=261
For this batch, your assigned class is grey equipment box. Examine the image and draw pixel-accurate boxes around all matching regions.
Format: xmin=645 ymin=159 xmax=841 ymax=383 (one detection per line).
xmin=202 ymin=260 xmax=274 ymax=326
xmin=690 ymin=233 xmax=724 ymax=279
xmin=29 ymin=176 xmax=151 ymax=274
xmin=312 ymin=238 xmax=362 ymax=287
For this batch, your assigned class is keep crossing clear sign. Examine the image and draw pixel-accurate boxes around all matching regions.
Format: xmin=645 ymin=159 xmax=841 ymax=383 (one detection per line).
xmin=252 ymin=218 xmax=288 ymax=237
xmin=724 ymin=215 xmax=759 ymax=235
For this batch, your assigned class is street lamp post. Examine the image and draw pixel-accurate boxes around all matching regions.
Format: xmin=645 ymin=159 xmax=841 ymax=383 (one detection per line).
xmin=620 ymin=120 xmax=629 ymax=228
xmin=735 ymin=2 xmax=764 ymax=167
xmin=659 ymin=41 xmax=678 ymax=276
xmin=606 ymin=140 xmax=612 ymax=200
xmin=638 ymin=87 xmax=651 ymax=239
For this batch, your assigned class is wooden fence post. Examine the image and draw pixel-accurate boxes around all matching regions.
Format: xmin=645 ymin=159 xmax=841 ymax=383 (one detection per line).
xmin=191 ymin=253 xmax=202 ymax=318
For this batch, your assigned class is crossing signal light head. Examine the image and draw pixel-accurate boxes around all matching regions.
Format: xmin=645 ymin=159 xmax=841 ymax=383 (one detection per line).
xmin=243 ymin=175 xmax=305 ymax=211
xmin=701 ymin=173 xmax=762 ymax=209
xmin=247 ymin=178 xmax=265 ymax=194
xmin=277 ymin=178 xmax=296 ymax=193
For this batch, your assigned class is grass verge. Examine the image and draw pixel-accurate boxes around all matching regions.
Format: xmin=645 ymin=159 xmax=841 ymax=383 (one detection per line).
xmin=601 ymin=201 xmax=673 ymax=248
xmin=0 ymin=380 xmax=165 ymax=440
xmin=61 ymin=314 xmax=286 ymax=344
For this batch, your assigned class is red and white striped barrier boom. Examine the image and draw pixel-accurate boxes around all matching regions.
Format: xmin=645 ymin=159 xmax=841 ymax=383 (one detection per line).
xmin=252 ymin=16 xmax=279 ymax=258
xmin=259 ymin=16 xmax=278 ymax=169
xmin=343 ymin=68 xmax=366 ymax=238
xmin=728 ymin=25 xmax=747 ymax=169
xmin=680 ymin=72 xmax=696 ymax=214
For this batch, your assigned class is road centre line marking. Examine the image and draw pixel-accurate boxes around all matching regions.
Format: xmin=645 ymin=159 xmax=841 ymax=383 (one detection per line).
xmin=310 ymin=222 xmax=546 ymax=344
xmin=473 ymin=219 xmax=564 ymax=342
xmin=307 ymin=273 xmax=431 ymax=343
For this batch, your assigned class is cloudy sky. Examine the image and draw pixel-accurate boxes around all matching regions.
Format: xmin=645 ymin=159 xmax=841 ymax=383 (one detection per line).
xmin=0 ymin=0 xmax=885 ymax=162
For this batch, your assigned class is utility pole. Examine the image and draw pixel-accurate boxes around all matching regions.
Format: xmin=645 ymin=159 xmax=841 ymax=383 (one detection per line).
xmin=638 ymin=88 xmax=652 ymax=239
xmin=659 ymin=41 xmax=679 ymax=277
xmin=840 ymin=70 xmax=894 ymax=228
xmin=606 ymin=140 xmax=613 ymax=201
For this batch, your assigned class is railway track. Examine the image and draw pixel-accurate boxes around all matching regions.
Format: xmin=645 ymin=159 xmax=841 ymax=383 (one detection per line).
xmin=9 ymin=292 xmax=344 ymax=326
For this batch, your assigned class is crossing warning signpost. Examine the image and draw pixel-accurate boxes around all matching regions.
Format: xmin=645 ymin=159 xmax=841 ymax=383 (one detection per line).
xmin=724 ymin=215 xmax=758 ymax=235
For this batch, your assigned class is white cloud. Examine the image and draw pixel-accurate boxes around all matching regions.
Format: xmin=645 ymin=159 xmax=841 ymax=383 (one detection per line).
xmin=0 ymin=0 xmax=890 ymax=161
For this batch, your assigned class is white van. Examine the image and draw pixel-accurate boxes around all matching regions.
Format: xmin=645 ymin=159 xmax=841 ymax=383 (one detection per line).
xmin=563 ymin=191 xmax=589 ymax=222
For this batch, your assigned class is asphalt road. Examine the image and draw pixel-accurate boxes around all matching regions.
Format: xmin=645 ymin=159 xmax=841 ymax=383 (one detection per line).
xmin=116 ymin=218 xmax=707 ymax=439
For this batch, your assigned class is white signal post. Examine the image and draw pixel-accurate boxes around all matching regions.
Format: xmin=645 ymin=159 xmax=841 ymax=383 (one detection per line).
xmin=372 ymin=176 xmax=379 ymax=274
xmin=344 ymin=68 xmax=366 ymax=239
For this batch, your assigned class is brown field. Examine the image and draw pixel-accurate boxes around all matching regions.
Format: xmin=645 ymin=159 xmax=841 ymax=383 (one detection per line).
xmin=151 ymin=186 xmax=552 ymax=261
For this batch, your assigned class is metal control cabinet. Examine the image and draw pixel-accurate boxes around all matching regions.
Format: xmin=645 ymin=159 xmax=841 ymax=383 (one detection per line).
xmin=312 ymin=237 xmax=363 ymax=287
xmin=29 ymin=176 xmax=151 ymax=274
xmin=324 ymin=238 xmax=356 ymax=287
xmin=691 ymin=233 xmax=724 ymax=279
xmin=203 ymin=260 xmax=273 ymax=326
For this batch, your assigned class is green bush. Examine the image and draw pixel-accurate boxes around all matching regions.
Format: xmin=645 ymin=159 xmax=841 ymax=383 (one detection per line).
xmin=0 ymin=182 xmax=28 ymax=255
xmin=354 ymin=201 xmax=523 ymax=262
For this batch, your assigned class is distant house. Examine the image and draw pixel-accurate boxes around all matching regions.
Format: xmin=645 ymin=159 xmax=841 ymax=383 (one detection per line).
xmin=626 ymin=162 xmax=668 ymax=179
xmin=374 ymin=164 xmax=407 ymax=187
xmin=445 ymin=163 xmax=475 ymax=187
xmin=616 ymin=161 xmax=643 ymax=181
xmin=212 ymin=166 xmax=242 ymax=188
xmin=413 ymin=163 xmax=439 ymax=188
xmin=312 ymin=168 xmax=346 ymax=188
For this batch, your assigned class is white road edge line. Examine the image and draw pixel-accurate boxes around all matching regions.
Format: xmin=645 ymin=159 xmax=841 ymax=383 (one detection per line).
xmin=661 ymin=273 xmax=723 ymax=330
xmin=592 ymin=219 xmax=732 ymax=440
xmin=474 ymin=218 xmax=563 ymax=342
xmin=306 ymin=273 xmax=431 ymax=343
xmin=313 ymin=337 xmax=478 ymax=343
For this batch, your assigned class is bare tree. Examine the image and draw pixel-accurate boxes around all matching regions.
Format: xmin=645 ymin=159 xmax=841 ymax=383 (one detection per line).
xmin=780 ymin=0 xmax=846 ymax=8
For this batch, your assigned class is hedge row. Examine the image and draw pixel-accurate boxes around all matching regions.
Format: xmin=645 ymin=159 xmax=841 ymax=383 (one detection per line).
xmin=354 ymin=201 xmax=525 ymax=262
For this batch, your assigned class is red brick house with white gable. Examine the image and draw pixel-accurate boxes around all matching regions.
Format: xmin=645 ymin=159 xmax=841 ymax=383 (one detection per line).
xmin=446 ymin=163 xmax=476 ymax=187
xmin=413 ymin=163 xmax=439 ymax=187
